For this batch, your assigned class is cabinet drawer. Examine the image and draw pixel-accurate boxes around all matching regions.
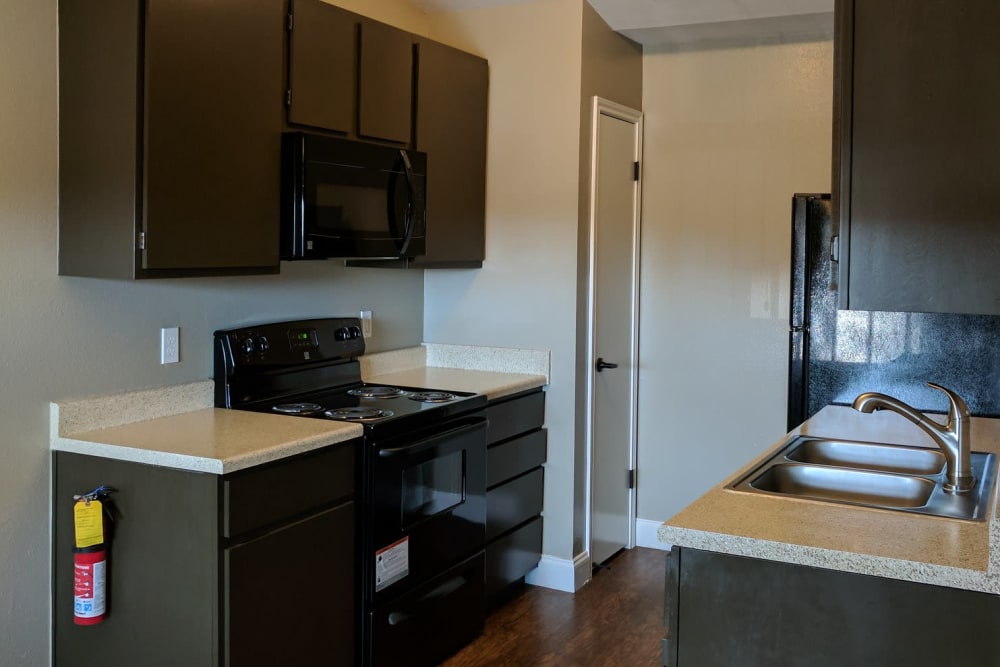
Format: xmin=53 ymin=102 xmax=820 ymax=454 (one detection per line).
xmin=486 ymin=467 xmax=544 ymax=541
xmin=223 ymin=440 xmax=357 ymax=538
xmin=485 ymin=516 xmax=542 ymax=604
xmin=487 ymin=390 xmax=545 ymax=445
xmin=487 ymin=428 xmax=546 ymax=488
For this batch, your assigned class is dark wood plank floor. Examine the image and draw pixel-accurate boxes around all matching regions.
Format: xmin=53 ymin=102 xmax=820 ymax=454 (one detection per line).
xmin=442 ymin=547 xmax=666 ymax=667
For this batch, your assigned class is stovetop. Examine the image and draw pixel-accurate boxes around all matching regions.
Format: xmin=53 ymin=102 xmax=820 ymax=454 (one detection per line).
xmin=250 ymin=383 xmax=483 ymax=423
xmin=214 ymin=318 xmax=488 ymax=438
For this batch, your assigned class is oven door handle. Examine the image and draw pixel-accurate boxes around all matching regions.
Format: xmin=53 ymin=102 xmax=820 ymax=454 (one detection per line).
xmin=377 ymin=417 xmax=488 ymax=459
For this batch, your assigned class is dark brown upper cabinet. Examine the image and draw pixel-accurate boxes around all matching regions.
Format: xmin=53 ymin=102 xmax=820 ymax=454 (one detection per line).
xmin=413 ymin=39 xmax=488 ymax=267
xmin=358 ymin=20 xmax=414 ymax=145
xmin=58 ymin=0 xmax=285 ymax=279
xmin=287 ymin=0 xmax=357 ymax=133
xmin=834 ymin=0 xmax=1000 ymax=314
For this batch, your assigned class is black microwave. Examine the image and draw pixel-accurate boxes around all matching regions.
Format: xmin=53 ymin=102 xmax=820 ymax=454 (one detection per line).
xmin=281 ymin=132 xmax=427 ymax=260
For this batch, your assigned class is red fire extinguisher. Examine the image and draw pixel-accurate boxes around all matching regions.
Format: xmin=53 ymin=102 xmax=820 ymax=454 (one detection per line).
xmin=72 ymin=486 xmax=116 ymax=626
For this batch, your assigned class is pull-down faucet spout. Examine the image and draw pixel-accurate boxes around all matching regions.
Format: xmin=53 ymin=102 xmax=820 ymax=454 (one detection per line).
xmin=852 ymin=383 xmax=975 ymax=494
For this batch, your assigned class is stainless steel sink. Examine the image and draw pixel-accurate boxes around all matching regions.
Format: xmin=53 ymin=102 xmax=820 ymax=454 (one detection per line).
xmin=750 ymin=463 xmax=935 ymax=508
xmin=785 ymin=439 xmax=946 ymax=476
xmin=728 ymin=436 xmax=997 ymax=521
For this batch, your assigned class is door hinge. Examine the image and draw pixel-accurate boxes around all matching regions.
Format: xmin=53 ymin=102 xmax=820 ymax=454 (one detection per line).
xmin=136 ymin=231 xmax=146 ymax=251
xmin=286 ymin=89 xmax=292 ymax=107
xmin=830 ymin=234 xmax=840 ymax=263
xmin=287 ymin=12 xmax=294 ymax=30
xmin=627 ymin=469 xmax=635 ymax=489
xmin=633 ymin=161 xmax=640 ymax=182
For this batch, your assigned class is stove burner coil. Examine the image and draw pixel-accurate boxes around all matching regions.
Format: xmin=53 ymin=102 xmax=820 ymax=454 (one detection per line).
xmin=407 ymin=391 xmax=457 ymax=403
xmin=272 ymin=402 xmax=325 ymax=415
xmin=324 ymin=407 xmax=394 ymax=421
xmin=347 ymin=386 xmax=406 ymax=399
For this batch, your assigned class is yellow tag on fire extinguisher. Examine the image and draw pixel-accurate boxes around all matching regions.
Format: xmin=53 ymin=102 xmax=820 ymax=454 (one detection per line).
xmin=73 ymin=499 xmax=104 ymax=548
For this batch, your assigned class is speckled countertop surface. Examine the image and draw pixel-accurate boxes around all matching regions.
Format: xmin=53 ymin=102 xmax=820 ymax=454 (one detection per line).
xmin=659 ymin=405 xmax=1000 ymax=593
xmin=50 ymin=343 xmax=548 ymax=474
xmin=53 ymin=408 xmax=361 ymax=474
xmin=361 ymin=343 xmax=549 ymax=400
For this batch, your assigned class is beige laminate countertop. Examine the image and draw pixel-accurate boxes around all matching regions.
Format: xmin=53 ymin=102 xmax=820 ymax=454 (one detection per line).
xmin=52 ymin=407 xmax=362 ymax=474
xmin=366 ymin=367 xmax=546 ymax=401
xmin=659 ymin=405 xmax=1000 ymax=593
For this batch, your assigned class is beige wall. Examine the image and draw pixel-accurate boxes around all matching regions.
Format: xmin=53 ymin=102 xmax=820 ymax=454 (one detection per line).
xmin=325 ymin=0 xmax=431 ymax=34
xmin=0 ymin=1 xmax=424 ymax=663
xmin=638 ymin=39 xmax=834 ymax=524
xmin=425 ymin=0 xmax=585 ymax=562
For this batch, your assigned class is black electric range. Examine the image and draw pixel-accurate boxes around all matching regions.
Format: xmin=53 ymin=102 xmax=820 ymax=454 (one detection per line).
xmin=214 ymin=317 xmax=488 ymax=667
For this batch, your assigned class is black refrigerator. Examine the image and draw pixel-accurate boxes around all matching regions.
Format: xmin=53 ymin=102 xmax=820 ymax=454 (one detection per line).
xmin=787 ymin=194 xmax=1000 ymax=431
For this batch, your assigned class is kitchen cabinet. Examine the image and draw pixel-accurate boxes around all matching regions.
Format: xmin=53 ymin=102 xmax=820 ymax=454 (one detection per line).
xmin=662 ymin=547 xmax=1000 ymax=666
xmin=346 ymin=38 xmax=489 ymax=269
xmin=484 ymin=389 xmax=546 ymax=606
xmin=58 ymin=0 xmax=284 ymax=279
xmin=287 ymin=0 xmax=357 ymax=134
xmin=834 ymin=0 xmax=1000 ymax=315
xmin=358 ymin=20 xmax=414 ymax=145
xmin=52 ymin=441 xmax=358 ymax=667
xmin=411 ymin=39 xmax=488 ymax=268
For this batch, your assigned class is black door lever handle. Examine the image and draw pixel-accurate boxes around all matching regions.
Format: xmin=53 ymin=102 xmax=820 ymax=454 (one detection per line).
xmin=595 ymin=357 xmax=618 ymax=372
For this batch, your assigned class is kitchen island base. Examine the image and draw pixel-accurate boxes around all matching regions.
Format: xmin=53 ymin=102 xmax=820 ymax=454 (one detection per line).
xmin=663 ymin=547 xmax=1000 ymax=667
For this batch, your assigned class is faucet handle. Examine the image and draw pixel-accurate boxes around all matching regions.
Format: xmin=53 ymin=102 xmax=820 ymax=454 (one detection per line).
xmin=927 ymin=383 xmax=970 ymax=423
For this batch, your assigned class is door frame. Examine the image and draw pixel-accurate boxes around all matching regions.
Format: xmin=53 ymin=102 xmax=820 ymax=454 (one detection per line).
xmin=584 ymin=96 xmax=643 ymax=563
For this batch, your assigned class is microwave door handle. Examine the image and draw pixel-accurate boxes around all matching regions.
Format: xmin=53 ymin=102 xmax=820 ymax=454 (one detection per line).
xmin=397 ymin=149 xmax=415 ymax=256
xmin=377 ymin=417 xmax=487 ymax=459
xmin=386 ymin=155 xmax=404 ymax=245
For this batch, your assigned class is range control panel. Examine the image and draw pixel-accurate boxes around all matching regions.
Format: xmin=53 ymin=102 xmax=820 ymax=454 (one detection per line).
xmin=214 ymin=317 xmax=366 ymax=370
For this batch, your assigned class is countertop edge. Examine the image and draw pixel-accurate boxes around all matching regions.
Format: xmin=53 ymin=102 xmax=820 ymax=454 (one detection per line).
xmin=658 ymin=524 xmax=999 ymax=594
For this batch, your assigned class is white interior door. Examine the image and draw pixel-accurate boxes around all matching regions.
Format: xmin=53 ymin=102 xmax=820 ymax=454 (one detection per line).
xmin=589 ymin=98 xmax=642 ymax=566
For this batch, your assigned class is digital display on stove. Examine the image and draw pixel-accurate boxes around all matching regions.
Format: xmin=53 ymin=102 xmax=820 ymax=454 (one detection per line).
xmin=287 ymin=327 xmax=319 ymax=350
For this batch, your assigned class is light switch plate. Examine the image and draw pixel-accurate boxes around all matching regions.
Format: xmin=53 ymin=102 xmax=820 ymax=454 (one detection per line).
xmin=359 ymin=310 xmax=373 ymax=338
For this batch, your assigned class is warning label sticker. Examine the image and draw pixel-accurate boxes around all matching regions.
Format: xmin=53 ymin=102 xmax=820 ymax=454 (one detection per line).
xmin=375 ymin=537 xmax=409 ymax=592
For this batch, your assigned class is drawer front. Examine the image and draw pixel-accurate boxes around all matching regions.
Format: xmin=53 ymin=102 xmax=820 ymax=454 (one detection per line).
xmin=486 ymin=467 xmax=544 ymax=541
xmin=487 ymin=390 xmax=545 ymax=445
xmin=485 ymin=516 xmax=542 ymax=604
xmin=224 ymin=439 xmax=357 ymax=538
xmin=487 ymin=428 xmax=546 ymax=488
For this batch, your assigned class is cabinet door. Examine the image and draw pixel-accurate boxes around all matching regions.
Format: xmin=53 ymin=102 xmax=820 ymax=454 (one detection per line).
xmin=358 ymin=20 xmax=413 ymax=144
xmin=143 ymin=0 xmax=283 ymax=272
xmin=837 ymin=0 xmax=1000 ymax=314
xmin=413 ymin=40 xmax=488 ymax=267
xmin=288 ymin=0 xmax=357 ymax=133
xmin=225 ymin=502 xmax=355 ymax=667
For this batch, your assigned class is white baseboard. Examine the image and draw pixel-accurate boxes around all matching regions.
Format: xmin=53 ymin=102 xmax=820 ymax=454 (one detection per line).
xmin=635 ymin=518 xmax=671 ymax=551
xmin=525 ymin=551 xmax=592 ymax=592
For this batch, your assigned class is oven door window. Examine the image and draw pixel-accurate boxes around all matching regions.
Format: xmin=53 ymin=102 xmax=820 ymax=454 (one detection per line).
xmin=400 ymin=450 xmax=465 ymax=528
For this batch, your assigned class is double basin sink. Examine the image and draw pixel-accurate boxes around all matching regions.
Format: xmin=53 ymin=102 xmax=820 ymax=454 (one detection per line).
xmin=729 ymin=437 xmax=997 ymax=521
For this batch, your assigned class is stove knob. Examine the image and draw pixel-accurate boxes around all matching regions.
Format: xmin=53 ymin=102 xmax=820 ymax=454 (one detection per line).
xmin=258 ymin=336 xmax=270 ymax=352
xmin=335 ymin=327 xmax=350 ymax=341
xmin=241 ymin=337 xmax=255 ymax=355
xmin=349 ymin=326 xmax=363 ymax=339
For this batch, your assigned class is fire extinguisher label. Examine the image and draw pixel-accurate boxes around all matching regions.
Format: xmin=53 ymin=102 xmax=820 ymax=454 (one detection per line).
xmin=74 ymin=557 xmax=106 ymax=618
xmin=73 ymin=499 xmax=104 ymax=548
xmin=374 ymin=537 xmax=409 ymax=592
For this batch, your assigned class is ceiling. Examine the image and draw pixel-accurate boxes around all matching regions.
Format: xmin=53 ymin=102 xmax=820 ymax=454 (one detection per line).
xmin=409 ymin=0 xmax=835 ymax=45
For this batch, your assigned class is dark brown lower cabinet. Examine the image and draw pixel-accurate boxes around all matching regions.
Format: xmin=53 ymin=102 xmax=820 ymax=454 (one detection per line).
xmin=484 ymin=390 xmax=546 ymax=605
xmin=663 ymin=547 xmax=1000 ymax=667
xmin=52 ymin=442 xmax=359 ymax=667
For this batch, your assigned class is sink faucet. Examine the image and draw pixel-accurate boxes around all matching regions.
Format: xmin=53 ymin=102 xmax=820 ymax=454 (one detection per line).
xmin=852 ymin=383 xmax=975 ymax=494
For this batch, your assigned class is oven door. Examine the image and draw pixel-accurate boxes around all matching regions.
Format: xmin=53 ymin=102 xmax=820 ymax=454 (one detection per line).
xmin=367 ymin=414 xmax=487 ymax=605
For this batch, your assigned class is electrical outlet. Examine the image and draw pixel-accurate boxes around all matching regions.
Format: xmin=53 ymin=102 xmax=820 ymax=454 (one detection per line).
xmin=359 ymin=310 xmax=373 ymax=338
xmin=160 ymin=327 xmax=180 ymax=364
